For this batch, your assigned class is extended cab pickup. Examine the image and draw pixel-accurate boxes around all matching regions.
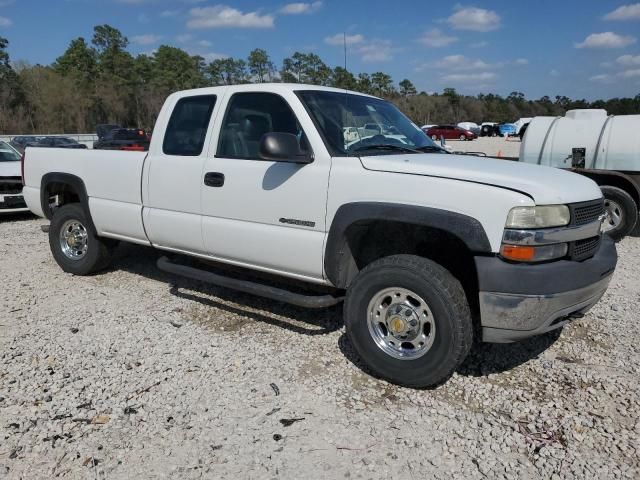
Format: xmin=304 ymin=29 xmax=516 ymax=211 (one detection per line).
xmin=22 ymin=84 xmax=617 ymax=387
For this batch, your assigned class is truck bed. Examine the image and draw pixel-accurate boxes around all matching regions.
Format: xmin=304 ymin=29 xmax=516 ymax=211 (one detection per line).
xmin=23 ymin=147 xmax=149 ymax=244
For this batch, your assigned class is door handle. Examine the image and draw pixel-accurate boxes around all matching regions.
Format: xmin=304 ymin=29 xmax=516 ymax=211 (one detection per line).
xmin=204 ymin=172 xmax=225 ymax=187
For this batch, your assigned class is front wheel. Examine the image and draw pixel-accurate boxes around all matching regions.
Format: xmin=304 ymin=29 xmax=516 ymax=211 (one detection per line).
xmin=601 ymin=186 xmax=638 ymax=242
xmin=49 ymin=203 xmax=115 ymax=275
xmin=431 ymin=134 xmax=438 ymax=141
xmin=459 ymin=134 xmax=466 ymax=141
xmin=344 ymin=255 xmax=473 ymax=388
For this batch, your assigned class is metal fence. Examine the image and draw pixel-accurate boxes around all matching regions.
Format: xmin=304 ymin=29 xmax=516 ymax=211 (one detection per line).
xmin=0 ymin=133 xmax=98 ymax=149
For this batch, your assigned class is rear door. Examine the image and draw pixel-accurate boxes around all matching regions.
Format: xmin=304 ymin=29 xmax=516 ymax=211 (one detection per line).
xmin=200 ymin=90 xmax=330 ymax=281
xmin=143 ymin=93 xmax=220 ymax=253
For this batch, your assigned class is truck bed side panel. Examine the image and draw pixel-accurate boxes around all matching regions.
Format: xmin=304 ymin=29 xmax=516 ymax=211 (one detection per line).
xmin=24 ymin=148 xmax=148 ymax=243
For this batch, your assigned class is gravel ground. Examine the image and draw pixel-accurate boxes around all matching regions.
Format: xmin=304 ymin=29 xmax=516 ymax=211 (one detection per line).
xmin=1 ymin=213 xmax=639 ymax=479
xmin=446 ymin=136 xmax=522 ymax=158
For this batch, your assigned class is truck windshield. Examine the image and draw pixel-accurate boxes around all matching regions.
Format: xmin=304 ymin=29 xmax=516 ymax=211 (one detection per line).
xmin=0 ymin=141 xmax=21 ymax=162
xmin=297 ymin=90 xmax=440 ymax=156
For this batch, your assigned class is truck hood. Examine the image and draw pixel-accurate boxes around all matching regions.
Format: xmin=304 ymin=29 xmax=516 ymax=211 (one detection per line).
xmin=360 ymin=153 xmax=602 ymax=205
xmin=0 ymin=161 xmax=20 ymax=178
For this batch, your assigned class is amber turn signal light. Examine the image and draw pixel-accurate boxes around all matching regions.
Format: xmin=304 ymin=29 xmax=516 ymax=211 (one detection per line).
xmin=500 ymin=244 xmax=536 ymax=262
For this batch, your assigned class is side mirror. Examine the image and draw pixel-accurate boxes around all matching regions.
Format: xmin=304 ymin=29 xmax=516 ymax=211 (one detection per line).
xmin=259 ymin=132 xmax=313 ymax=164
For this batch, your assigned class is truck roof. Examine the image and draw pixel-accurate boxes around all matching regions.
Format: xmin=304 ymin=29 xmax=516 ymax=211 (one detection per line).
xmin=169 ymin=83 xmax=379 ymax=100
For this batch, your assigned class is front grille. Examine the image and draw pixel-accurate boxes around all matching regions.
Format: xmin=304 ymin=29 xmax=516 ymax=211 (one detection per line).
xmin=570 ymin=199 xmax=605 ymax=226
xmin=0 ymin=177 xmax=22 ymax=195
xmin=570 ymin=236 xmax=601 ymax=261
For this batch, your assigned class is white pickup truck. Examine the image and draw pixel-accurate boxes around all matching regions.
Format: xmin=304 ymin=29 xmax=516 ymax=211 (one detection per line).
xmin=23 ymin=84 xmax=617 ymax=387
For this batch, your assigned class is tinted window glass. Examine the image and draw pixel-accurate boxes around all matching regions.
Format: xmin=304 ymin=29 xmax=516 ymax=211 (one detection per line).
xmin=0 ymin=141 xmax=21 ymax=162
xmin=218 ymin=92 xmax=307 ymax=159
xmin=163 ymin=95 xmax=216 ymax=156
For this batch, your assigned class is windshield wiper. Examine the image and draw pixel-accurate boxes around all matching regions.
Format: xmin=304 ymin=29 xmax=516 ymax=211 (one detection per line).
xmin=416 ymin=145 xmax=448 ymax=153
xmin=351 ymin=144 xmax=422 ymax=154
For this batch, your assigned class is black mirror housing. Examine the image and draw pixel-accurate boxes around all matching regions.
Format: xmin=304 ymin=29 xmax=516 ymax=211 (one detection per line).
xmin=259 ymin=132 xmax=312 ymax=164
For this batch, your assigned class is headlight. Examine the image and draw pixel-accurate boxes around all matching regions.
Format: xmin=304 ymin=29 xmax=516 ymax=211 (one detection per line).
xmin=505 ymin=205 xmax=570 ymax=229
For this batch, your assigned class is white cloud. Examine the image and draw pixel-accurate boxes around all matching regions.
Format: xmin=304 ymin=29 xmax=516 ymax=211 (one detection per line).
xmin=590 ymin=74 xmax=613 ymax=82
xmin=160 ymin=10 xmax=180 ymax=17
xmin=0 ymin=16 xmax=11 ymax=27
xmin=358 ymin=40 xmax=393 ymax=62
xmin=187 ymin=5 xmax=274 ymax=29
xmin=447 ymin=6 xmax=500 ymax=32
xmin=575 ymin=32 xmax=636 ymax=49
xmin=441 ymin=71 xmax=496 ymax=82
xmin=620 ymin=68 xmax=640 ymax=78
xmin=131 ymin=34 xmax=163 ymax=45
xmin=617 ymin=54 xmax=640 ymax=66
xmin=604 ymin=3 xmax=640 ymax=21
xmin=418 ymin=28 xmax=457 ymax=47
xmin=280 ymin=2 xmax=322 ymax=15
xmin=436 ymin=54 xmax=490 ymax=70
xmin=549 ymin=69 xmax=560 ymax=76
xmin=514 ymin=58 xmax=529 ymax=65
xmin=200 ymin=52 xmax=228 ymax=62
xmin=324 ymin=33 xmax=364 ymax=46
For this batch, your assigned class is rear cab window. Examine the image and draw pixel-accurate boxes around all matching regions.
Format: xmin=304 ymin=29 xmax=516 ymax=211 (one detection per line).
xmin=163 ymin=95 xmax=217 ymax=156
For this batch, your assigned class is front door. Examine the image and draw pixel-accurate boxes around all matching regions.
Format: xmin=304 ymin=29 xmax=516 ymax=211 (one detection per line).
xmin=143 ymin=94 xmax=219 ymax=253
xmin=200 ymin=90 xmax=330 ymax=282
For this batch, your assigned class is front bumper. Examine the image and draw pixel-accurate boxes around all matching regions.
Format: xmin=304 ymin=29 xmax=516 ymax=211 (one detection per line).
xmin=475 ymin=235 xmax=617 ymax=343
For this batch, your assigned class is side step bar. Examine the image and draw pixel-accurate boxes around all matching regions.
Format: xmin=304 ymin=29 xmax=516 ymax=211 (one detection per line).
xmin=157 ymin=256 xmax=344 ymax=309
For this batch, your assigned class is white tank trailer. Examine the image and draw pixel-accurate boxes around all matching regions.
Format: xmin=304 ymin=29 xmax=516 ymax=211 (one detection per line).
xmin=519 ymin=109 xmax=640 ymax=240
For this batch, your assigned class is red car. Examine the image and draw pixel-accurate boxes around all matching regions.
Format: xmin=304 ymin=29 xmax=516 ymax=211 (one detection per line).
xmin=424 ymin=125 xmax=477 ymax=141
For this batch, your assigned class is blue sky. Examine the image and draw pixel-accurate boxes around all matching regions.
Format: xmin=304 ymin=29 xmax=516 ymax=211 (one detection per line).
xmin=1 ymin=0 xmax=639 ymax=100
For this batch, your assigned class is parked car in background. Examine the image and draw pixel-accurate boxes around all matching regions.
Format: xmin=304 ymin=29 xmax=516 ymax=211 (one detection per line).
xmin=10 ymin=136 xmax=40 ymax=154
xmin=497 ymin=123 xmax=517 ymax=136
xmin=0 ymin=140 xmax=29 ymax=213
xmin=514 ymin=118 xmax=532 ymax=135
xmin=343 ymin=127 xmax=359 ymax=143
xmin=93 ymin=128 xmax=150 ymax=151
xmin=29 ymin=136 xmax=88 ymax=149
xmin=425 ymin=125 xmax=477 ymax=141
xmin=457 ymin=122 xmax=480 ymax=135
xmin=480 ymin=123 xmax=499 ymax=137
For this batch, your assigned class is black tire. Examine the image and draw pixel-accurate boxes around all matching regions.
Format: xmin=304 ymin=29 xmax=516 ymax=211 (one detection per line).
xmin=459 ymin=134 xmax=466 ymax=141
xmin=431 ymin=134 xmax=438 ymax=141
xmin=344 ymin=255 xmax=473 ymax=388
xmin=49 ymin=203 xmax=115 ymax=275
xmin=601 ymin=186 xmax=638 ymax=242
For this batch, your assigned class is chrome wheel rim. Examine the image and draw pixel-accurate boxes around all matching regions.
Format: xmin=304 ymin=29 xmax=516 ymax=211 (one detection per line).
xmin=367 ymin=287 xmax=436 ymax=360
xmin=603 ymin=199 xmax=623 ymax=232
xmin=59 ymin=219 xmax=88 ymax=260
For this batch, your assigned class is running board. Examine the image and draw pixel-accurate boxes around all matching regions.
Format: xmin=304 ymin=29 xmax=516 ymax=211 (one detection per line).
xmin=157 ymin=256 xmax=343 ymax=309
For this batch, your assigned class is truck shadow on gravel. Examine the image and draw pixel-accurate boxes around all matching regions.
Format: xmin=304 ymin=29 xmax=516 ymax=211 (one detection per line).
xmin=110 ymin=243 xmax=343 ymax=336
xmin=110 ymin=242 xmax=561 ymax=381
xmin=337 ymin=329 xmax=562 ymax=387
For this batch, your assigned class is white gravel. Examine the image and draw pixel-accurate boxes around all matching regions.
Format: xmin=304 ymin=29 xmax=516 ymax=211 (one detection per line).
xmin=1 ymin=214 xmax=639 ymax=479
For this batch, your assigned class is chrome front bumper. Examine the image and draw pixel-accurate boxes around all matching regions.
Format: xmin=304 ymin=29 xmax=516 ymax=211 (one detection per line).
xmin=480 ymin=274 xmax=612 ymax=342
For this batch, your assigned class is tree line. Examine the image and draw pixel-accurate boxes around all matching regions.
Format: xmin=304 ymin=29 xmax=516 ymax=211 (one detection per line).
xmin=1 ymin=24 xmax=639 ymax=135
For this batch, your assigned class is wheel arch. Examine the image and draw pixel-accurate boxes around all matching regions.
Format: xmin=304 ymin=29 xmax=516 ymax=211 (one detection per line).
xmin=40 ymin=172 xmax=96 ymax=232
xmin=324 ymin=202 xmax=492 ymax=291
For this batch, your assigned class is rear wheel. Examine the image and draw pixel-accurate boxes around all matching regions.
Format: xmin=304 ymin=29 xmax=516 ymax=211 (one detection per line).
xmin=49 ymin=203 xmax=115 ymax=275
xmin=431 ymin=134 xmax=438 ymax=141
xmin=601 ymin=186 xmax=638 ymax=242
xmin=344 ymin=255 xmax=472 ymax=388
xmin=459 ymin=134 xmax=466 ymax=141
